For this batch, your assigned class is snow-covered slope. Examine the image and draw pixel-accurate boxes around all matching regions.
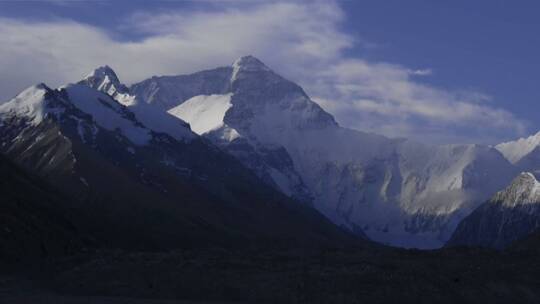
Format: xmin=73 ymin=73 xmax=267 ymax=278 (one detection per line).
xmin=447 ymin=172 xmax=540 ymax=248
xmin=0 ymin=83 xmax=152 ymax=145
xmin=496 ymin=131 xmax=540 ymax=164
xmin=168 ymin=93 xmax=237 ymax=138
xmin=79 ymin=66 xmax=194 ymax=142
xmin=64 ymin=84 xmax=152 ymax=145
xmin=0 ymin=84 xmax=56 ymax=126
xmin=130 ymin=56 xmax=518 ymax=248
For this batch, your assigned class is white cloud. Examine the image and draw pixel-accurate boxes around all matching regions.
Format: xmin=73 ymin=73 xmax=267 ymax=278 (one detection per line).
xmin=408 ymin=69 xmax=433 ymax=76
xmin=305 ymin=59 xmax=527 ymax=143
xmin=0 ymin=1 xmax=528 ymax=144
xmin=0 ymin=2 xmax=349 ymax=95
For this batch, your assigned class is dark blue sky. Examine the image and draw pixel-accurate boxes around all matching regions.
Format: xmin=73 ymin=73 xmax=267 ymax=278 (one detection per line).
xmin=0 ymin=0 xmax=538 ymax=143
xmin=341 ymin=0 xmax=540 ymax=126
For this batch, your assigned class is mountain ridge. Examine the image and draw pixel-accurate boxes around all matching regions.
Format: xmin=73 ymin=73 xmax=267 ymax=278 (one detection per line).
xmin=4 ymin=56 xmax=535 ymax=249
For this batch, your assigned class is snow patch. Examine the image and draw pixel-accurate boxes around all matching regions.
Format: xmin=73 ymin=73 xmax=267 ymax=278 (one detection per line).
xmin=168 ymin=93 xmax=236 ymax=136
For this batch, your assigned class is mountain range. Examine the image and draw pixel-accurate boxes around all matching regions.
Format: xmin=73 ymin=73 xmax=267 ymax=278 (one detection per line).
xmin=3 ymin=55 xmax=540 ymax=303
xmin=1 ymin=55 xmax=540 ymax=250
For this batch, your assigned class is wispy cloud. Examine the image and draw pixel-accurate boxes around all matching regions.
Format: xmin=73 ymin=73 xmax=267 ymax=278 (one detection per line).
xmin=305 ymin=59 xmax=526 ymax=143
xmin=0 ymin=1 xmax=527 ymax=144
xmin=408 ymin=68 xmax=433 ymax=76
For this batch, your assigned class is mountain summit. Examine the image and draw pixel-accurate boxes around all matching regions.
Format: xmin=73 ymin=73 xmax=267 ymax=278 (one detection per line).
xmin=232 ymin=55 xmax=269 ymax=69
xmin=231 ymin=55 xmax=271 ymax=82
xmin=80 ymin=65 xmax=129 ymax=98
xmin=0 ymin=83 xmax=52 ymax=126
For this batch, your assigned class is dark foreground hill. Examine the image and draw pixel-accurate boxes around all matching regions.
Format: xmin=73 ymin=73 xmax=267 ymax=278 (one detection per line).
xmin=1 ymin=152 xmax=538 ymax=303
xmin=0 ymin=154 xmax=82 ymax=264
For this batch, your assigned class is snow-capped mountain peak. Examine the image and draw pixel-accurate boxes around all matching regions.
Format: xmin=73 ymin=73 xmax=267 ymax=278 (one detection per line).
xmin=84 ymin=65 xmax=119 ymax=82
xmin=447 ymin=170 xmax=540 ymax=248
xmin=231 ymin=55 xmax=271 ymax=82
xmin=81 ymin=65 xmax=129 ymax=98
xmin=0 ymin=83 xmax=55 ymax=125
xmin=492 ymin=172 xmax=540 ymax=207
